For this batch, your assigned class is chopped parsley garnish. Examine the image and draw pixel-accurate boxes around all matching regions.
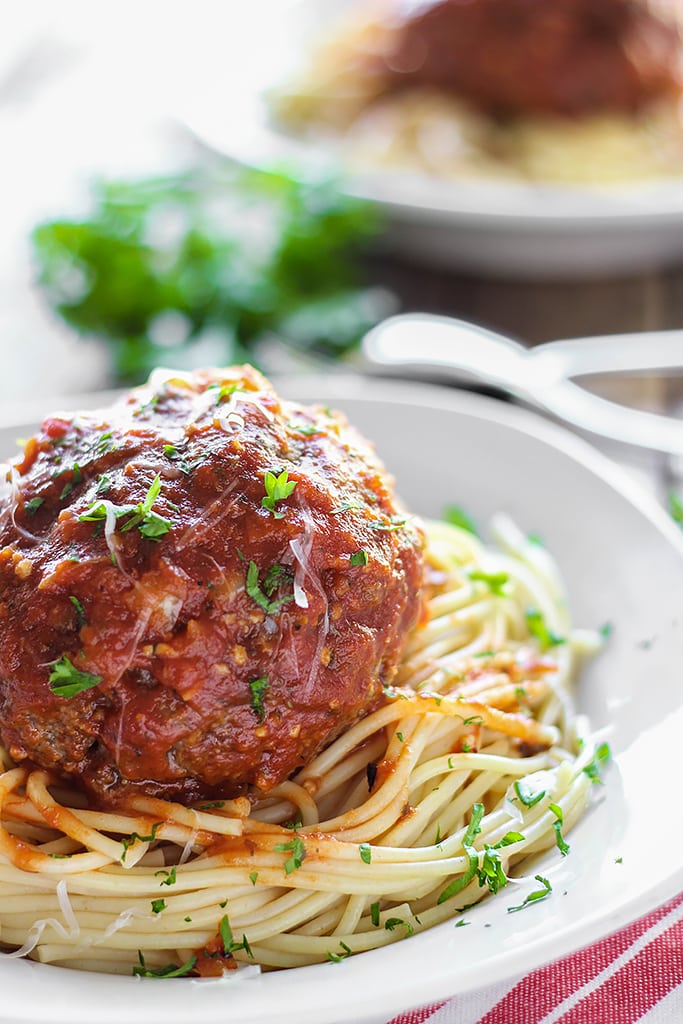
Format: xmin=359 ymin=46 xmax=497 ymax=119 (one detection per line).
xmin=288 ymin=419 xmax=319 ymax=437
xmin=69 ymin=595 xmax=86 ymax=627
xmin=437 ymin=803 xmax=485 ymax=905
xmin=468 ymin=570 xmax=509 ymax=596
xmin=599 ymin=621 xmax=614 ymax=639
xmin=370 ymin=902 xmax=380 ymax=927
xmin=94 ymin=431 xmax=115 ymax=456
xmin=507 ymin=874 xmax=552 ymax=913
xmin=359 ymin=843 xmax=372 ymax=865
xmin=326 ymin=941 xmax=352 ymax=962
xmin=95 ymin=474 xmax=111 ymax=496
xmin=80 ymin=474 xmax=173 ymax=542
xmin=245 ymin=560 xmax=295 ymax=615
xmin=369 ymin=515 xmax=406 ymax=532
xmin=525 ymin=607 xmax=566 ymax=651
xmin=249 ymin=871 xmax=259 ymax=886
xmin=330 ymin=500 xmax=364 ymax=514
xmin=513 ymin=779 xmax=546 ymax=808
xmin=133 ymin=951 xmax=196 ymax=979
xmin=274 ymin=835 xmax=306 ymax=874
xmin=219 ymin=914 xmax=253 ymax=958
xmin=350 ymin=550 xmax=368 ymax=567
xmin=163 ymin=444 xmax=208 ymax=475
xmin=669 ymin=491 xmax=683 ymax=525
xmin=196 ymin=801 xmax=225 ymax=811
xmin=48 ymin=655 xmax=102 ymax=699
xmin=25 ymin=496 xmax=45 ymax=515
xmin=261 ymin=470 xmax=297 ymax=518
xmin=477 ymin=847 xmax=508 ymax=895
xmin=155 ymin=865 xmax=177 ymax=887
xmin=121 ymin=823 xmax=162 ymax=861
xmin=583 ymin=742 xmax=612 ymax=784
xmin=249 ymin=676 xmax=269 ymax=723
xmin=59 ymin=463 xmax=83 ymax=500
xmin=526 ymin=532 xmax=544 ymax=546
xmin=151 ymin=899 xmax=166 ymax=914
xmin=209 ymin=381 xmax=241 ymax=404
xmin=549 ymin=802 xmax=570 ymax=856
xmin=384 ymin=917 xmax=414 ymax=937
xmin=444 ymin=505 xmax=479 ymax=536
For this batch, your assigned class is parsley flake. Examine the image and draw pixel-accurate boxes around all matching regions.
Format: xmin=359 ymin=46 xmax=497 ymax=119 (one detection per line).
xmin=274 ymin=835 xmax=306 ymax=874
xmin=48 ymin=655 xmax=102 ymax=699
xmin=525 ymin=607 xmax=566 ymax=651
xmin=25 ymin=496 xmax=45 ymax=515
xmin=261 ymin=470 xmax=297 ymax=518
xmin=249 ymin=676 xmax=269 ymax=723
xmin=133 ymin=951 xmax=196 ymax=979
xmin=507 ymin=874 xmax=552 ymax=913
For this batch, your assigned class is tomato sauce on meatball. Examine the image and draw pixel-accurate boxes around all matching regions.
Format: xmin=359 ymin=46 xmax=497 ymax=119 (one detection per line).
xmin=0 ymin=367 xmax=424 ymax=805
xmin=377 ymin=0 xmax=683 ymax=118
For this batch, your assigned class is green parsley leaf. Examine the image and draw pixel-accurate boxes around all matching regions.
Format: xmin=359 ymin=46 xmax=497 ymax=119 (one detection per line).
xmin=249 ymin=871 xmax=259 ymax=886
xmin=370 ymin=902 xmax=380 ymax=927
xmin=513 ymin=779 xmax=546 ymax=808
xmin=261 ymin=469 xmax=297 ymax=518
xmin=350 ymin=549 xmax=368 ymax=567
xmin=669 ymin=491 xmax=683 ymax=525
xmin=274 ymin=835 xmax=306 ymax=874
xmin=151 ymin=899 xmax=166 ymax=914
xmin=468 ymin=570 xmax=509 ymax=596
xmin=507 ymin=874 xmax=552 ymax=913
xmin=121 ymin=823 xmax=162 ymax=861
xmin=477 ymin=846 xmax=508 ymax=894
xmin=583 ymin=742 xmax=612 ymax=785
xmin=437 ymin=803 xmax=485 ymax=905
xmin=25 ymin=496 xmax=45 ymax=515
xmin=369 ymin=515 xmax=406 ymax=532
xmin=137 ymin=509 xmax=173 ymax=540
xmin=359 ymin=843 xmax=372 ymax=864
xmin=384 ymin=917 xmax=414 ymax=937
xmin=69 ymin=595 xmax=86 ymax=627
xmin=444 ymin=505 xmax=479 ymax=536
xmin=549 ymin=802 xmax=570 ymax=856
xmin=326 ymin=941 xmax=353 ymax=963
xmin=95 ymin=474 xmax=111 ymax=496
xmin=330 ymin=500 xmax=363 ymax=514
xmin=245 ymin=560 xmax=295 ymax=615
xmin=525 ymin=607 xmax=566 ymax=651
xmin=48 ymin=655 xmax=102 ymax=699
xmin=133 ymin=951 xmax=196 ymax=979
xmin=155 ymin=865 xmax=177 ymax=887
xmin=249 ymin=676 xmax=269 ymax=723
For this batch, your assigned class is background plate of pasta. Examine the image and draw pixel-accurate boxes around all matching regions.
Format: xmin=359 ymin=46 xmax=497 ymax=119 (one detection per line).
xmin=182 ymin=0 xmax=683 ymax=276
xmin=1 ymin=373 xmax=683 ymax=1024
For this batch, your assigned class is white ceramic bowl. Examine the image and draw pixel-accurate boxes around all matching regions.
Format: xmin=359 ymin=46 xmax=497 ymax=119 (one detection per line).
xmin=180 ymin=0 xmax=683 ymax=278
xmin=2 ymin=377 xmax=683 ymax=1024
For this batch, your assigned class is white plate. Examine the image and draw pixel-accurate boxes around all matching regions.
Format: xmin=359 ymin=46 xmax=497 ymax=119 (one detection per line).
xmin=2 ymin=377 xmax=683 ymax=1024
xmin=180 ymin=0 xmax=683 ymax=277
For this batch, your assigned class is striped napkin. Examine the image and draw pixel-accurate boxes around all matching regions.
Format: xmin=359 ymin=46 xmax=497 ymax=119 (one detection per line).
xmin=388 ymin=893 xmax=683 ymax=1024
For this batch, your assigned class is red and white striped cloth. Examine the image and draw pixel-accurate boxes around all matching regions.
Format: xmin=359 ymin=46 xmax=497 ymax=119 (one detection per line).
xmin=388 ymin=894 xmax=683 ymax=1024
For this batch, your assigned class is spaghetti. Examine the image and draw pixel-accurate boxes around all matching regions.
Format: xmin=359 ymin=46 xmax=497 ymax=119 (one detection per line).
xmin=0 ymin=514 xmax=605 ymax=975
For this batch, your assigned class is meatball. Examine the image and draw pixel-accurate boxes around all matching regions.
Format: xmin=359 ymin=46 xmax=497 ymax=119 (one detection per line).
xmin=377 ymin=0 xmax=683 ymax=117
xmin=0 ymin=366 xmax=424 ymax=805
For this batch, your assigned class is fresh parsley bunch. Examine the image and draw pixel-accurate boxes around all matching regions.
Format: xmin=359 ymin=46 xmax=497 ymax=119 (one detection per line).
xmin=31 ymin=164 xmax=385 ymax=383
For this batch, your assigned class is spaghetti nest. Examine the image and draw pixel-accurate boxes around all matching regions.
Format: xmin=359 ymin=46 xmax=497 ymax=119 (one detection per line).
xmin=0 ymin=516 xmax=606 ymax=976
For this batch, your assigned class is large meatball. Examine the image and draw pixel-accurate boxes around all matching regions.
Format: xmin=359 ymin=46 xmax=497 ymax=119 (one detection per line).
xmin=0 ymin=366 xmax=424 ymax=805
xmin=377 ymin=0 xmax=683 ymax=117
